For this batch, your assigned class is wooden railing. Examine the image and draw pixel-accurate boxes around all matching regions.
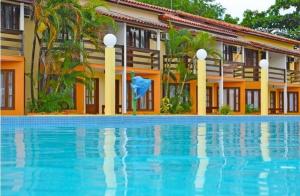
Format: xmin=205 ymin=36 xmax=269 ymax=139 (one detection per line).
xmin=127 ymin=46 xmax=160 ymax=70
xmin=269 ymin=67 xmax=285 ymax=83
xmin=84 ymin=40 xmax=123 ymax=65
xmin=163 ymin=55 xmax=221 ymax=76
xmin=0 ymin=29 xmax=23 ymax=56
xmin=288 ymin=70 xmax=300 ymax=83
xmin=223 ymin=61 xmax=245 ymax=78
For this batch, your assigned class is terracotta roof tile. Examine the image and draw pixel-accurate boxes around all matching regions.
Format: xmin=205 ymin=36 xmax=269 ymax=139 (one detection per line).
xmin=214 ymin=34 xmax=300 ymax=57
xmin=97 ymin=7 xmax=168 ymax=29
xmin=175 ymin=10 xmax=300 ymax=45
xmin=160 ymin=14 xmax=237 ymax=37
xmin=108 ymin=0 xmax=300 ymax=45
xmin=108 ymin=0 xmax=174 ymax=14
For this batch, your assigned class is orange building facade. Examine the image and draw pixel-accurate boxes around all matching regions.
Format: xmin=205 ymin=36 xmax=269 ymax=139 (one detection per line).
xmin=1 ymin=0 xmax=300 ymax=115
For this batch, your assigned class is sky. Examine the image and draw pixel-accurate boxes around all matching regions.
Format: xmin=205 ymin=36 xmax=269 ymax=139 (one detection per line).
xmin=215 ymin=0 xmax=276 ymax=19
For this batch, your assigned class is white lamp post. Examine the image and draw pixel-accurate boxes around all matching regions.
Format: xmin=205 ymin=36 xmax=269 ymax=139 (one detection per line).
xmin=104 ymin=34 xmax=117 ymax=115
xmin=259 ymin=59 xmax=269 ymax=115
xmin=196 ymin=49 xmax=207 ymax=115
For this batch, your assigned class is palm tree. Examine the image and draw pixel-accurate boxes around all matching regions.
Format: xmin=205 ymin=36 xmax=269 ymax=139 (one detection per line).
xmin=162 ymin=27 xmax=220 ymax=113
xmin=30 ymin=0 xmax=115 ymax=112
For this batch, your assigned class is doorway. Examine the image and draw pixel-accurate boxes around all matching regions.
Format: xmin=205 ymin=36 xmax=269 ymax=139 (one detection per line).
xmin=86 ymin=78 xmax=99 ymax=114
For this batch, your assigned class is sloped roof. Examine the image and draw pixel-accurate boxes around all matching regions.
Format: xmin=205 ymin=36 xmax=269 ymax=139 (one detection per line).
xmin=108 ymin=0 xmax=300 ymax=46
xmin=97 ymin=7 xmax=168 ymax=29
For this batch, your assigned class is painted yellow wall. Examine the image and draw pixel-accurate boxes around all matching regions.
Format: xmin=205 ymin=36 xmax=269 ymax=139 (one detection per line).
xmin=242 ymin=34 xmax=294 ymax=50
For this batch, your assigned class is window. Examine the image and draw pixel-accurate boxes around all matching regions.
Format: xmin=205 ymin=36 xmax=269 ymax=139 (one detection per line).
xmin=223 ymin=44 xmax=238 ymax=62
xmin=127 ymin=80 xmax=154 ymax=111
xmin=169 ymin=83 xmax=190 ymax=104
xmin=279 ymin=92 xmax=299 ymax=112
xmin=223 ymin=88 xmax=240 ymax=112
xmin=288 ymin=92 xmax=298 ymax=112
xmin=246 ymin=89 xmax=260 ymax=110
xmin=126 ymin=26 xmax=152 ymax=49
xmin=1 ymin=3 xmax=20 ymax=30
xmin=1 ymin=70 xmax=15 ymax=110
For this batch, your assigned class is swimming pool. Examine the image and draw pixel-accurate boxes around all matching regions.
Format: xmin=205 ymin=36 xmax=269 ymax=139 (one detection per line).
xmin=1 ymin=116 xmax=300 ymax=195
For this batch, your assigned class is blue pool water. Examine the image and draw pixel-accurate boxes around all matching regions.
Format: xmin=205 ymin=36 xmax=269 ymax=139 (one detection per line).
xmin=1 ymin=116 xmax=300 ymax=195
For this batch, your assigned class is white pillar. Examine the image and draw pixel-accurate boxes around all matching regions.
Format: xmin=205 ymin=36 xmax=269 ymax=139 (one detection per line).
xmin=19 ymin=3 xmax=24 ymax=31
xmin=284 ymin=55 xmax=288 ymax=114
xmin=156 ymin=30 xmax=160 ymax=50
xmin=219 ymin=66 xmax=224 ymax=109
xmin=284 ymin=85 xmax=288 ymax=114
xmin=241 ymin=46 xmax=245 ymax=63
xmin=122 ymin=23 xmax=127 ymax=114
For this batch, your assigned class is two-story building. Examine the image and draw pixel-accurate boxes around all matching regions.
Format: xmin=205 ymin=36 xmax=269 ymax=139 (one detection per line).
xmin=1 ymin=0 xmax=300 ymax=115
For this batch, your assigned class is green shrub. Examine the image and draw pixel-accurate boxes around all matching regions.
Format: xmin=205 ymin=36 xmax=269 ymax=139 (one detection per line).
xmin=219 ymin=105 xmax=232 ymax=115
xmin=245 ymin=104 xmax=259 ymax=114
xmin=160 ymin=97 xmax=172 ymax=113
xmin=29 ymin=90 xmax=74 ymax=113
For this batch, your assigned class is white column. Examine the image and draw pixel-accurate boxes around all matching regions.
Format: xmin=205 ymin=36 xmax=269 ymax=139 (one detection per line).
xmin=219 ymin=67 xmax=224 ymax=109
xmin=284 ymin=55 xmax=288 ymax=114
xmin=156 ymin=30 xmax=161 ymax=50
xmin=122 ymin=23 xmax=127 ymax=114
xmin=284 ymin=85 xmax=288 ymax=114
xmin=19 ymin=3 xmax=24 ymax=31
xmin=242 ymin=46 xmax=245 ymax=63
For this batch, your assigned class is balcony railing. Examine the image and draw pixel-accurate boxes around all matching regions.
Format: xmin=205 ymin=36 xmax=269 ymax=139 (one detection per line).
xmin=223 ymin=61 xmax=245 ymax=78
xmin=0 ymin=29 xmax=23 ymax=56
xmin=163 ymin=55 xmax=221 ymax=76
xmin=288 ymin=70 xmax=300 ymax=83
xmin=127 ymin=46 xmax=160 ymax=70
xmin=269 ymin=67 xmax=285 ymax=83
xmin=84 ymin=40 xmax=123 ymax=65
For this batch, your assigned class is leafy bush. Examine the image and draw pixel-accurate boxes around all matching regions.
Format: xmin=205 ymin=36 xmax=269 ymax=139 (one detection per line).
xmin=160 ymin=97 xmax=172 ymax=113
xmin=29 ymin=90 xmax=74 ymax=113
xmin=245 ymin=104 xmax=259 ymax=114
xmin=219 ymin=105 xmax=232 ymax=115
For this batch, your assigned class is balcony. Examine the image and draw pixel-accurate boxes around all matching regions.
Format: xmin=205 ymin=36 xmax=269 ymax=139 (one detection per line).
xmin=0 ymin=29 xmax=23 ymax=56
xmin=127 ymin=46 xmax=160 ymax=70
xmin=42 ymin=40 xmax=160 ymax=70
xmin=287 ymin=70 xmax=300 ymax=83
xmin=163 ymin=55 xmax=221 ymax=76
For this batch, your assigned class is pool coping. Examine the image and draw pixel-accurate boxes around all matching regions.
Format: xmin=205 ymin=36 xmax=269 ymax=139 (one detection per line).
xmin=1 ymin=115 xmax=300 ymax=128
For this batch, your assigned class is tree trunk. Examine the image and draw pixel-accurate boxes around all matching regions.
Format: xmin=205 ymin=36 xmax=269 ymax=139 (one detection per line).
xmin=30 ymin=21 xmax=38 ymax=104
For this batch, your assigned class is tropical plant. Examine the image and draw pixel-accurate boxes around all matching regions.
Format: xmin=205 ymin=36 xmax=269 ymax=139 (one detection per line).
xmin=245 ymin=104 xmax=259 ymax=114
xmin=162 ymin=27 xmax=220 ymax=113
xmin=29 ymin=0 xmax=114 ymax=112
xmin=219 ymin=105 xmax=232 ymax=115
xmin=160 ymin=97 xmax=172 ymax=113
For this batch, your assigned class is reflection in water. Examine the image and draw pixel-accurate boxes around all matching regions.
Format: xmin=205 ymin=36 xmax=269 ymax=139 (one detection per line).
xmin=103 ymin=128 xmax=116 ymax=196
xmin=195 ymin=123 xmax=209 ymax=189
xmin=284 ymin=122 xmax=288 ymax=158
xmin=2 ymin=120 xmax=300 ymax=195
xmin=13 ymin=129 xmax=25 ymax=191
xmin=260 ymin=122 xmax=271 ymax=162
xmin=259 ymin=122 xmax=270 ymax=196
xmin=76 ymin=128 xmax=86 ymax=158
xmin=120 ymin=128 xmax=128 ymax=196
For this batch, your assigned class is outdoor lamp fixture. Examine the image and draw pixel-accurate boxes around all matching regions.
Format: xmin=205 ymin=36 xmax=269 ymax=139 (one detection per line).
xmin=104 ymin=33 xmax=117 ymax=115
xmin=196 ymin=48 xmax=207 ymax=116
xmin=259 ymin=59 xmax=269 ymax=69
xmin=103 ymin=33 xmax=117 ymax=48
xmin=196 ymin=49 xmax=207 ymax=60
xmin=259 ymin=59 xmax=269 ymax=116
